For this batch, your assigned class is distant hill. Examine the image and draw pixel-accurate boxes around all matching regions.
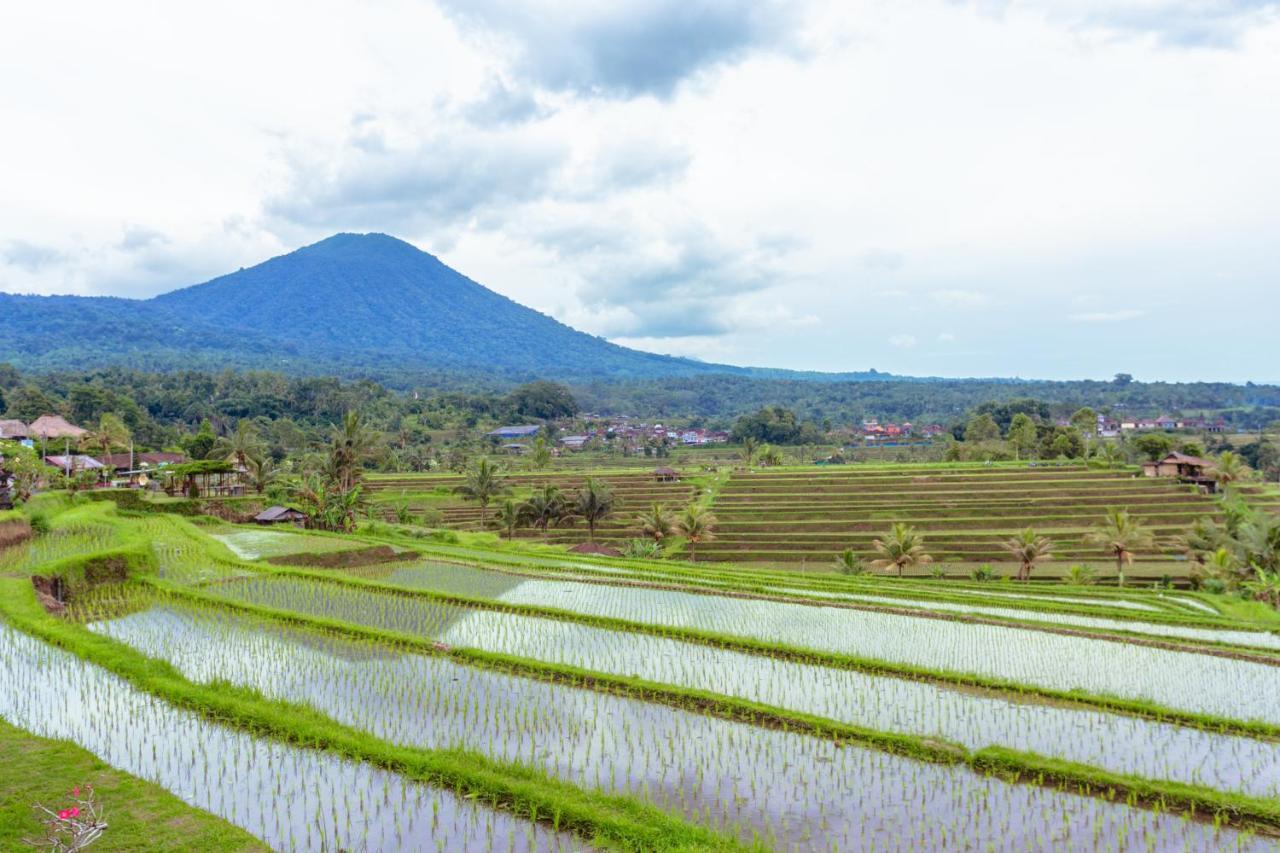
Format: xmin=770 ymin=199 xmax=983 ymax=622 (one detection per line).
xmin=0 ymin=233 xmax=895 ymax=384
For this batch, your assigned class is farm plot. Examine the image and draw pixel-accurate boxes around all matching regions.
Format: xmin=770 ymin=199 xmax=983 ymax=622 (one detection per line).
xmin=210 ymin=528 xmax=360 ymax=561
xmin=87 ymin=598 xmax=1280 ymax=848
xmin=205 ymin=572 xmax=1280 ymax=725
xmin=700 ymin=464 xmax=1278 ymax=567
xmin=0 ymin=622 xmax=574 ymax=852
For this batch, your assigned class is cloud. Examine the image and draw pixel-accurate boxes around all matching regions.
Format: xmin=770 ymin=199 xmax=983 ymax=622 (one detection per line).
xmin=889 ymin=334 xmax=917 ymax=348
xmin=938 ymin=332 xmax=956 ymax=343
xmin=1003 ymin=0 xmax=1280 ymax=48
xmin=436 ymin=0 xmax=802 ymax=97
xmin=930 ymin=288 xmax=987 ymax=307
xmin=264 ymin=119 xmax=569 ymax=235
xmin=1068 ymin=308 xmax=1148 ymax=322
xmin=1 ymin=240 xmax=65 ymax=272
xmin=461 ymin=77 xmax=547 ymax=127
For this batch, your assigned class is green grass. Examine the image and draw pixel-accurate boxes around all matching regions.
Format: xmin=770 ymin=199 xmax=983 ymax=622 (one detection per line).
xmin=0 ymin=717 xmax=266 ymax=852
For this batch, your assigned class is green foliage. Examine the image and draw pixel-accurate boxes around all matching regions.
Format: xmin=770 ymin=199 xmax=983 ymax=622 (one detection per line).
xmin=833 ymin=548 xmax=867 ymax=576
xmin=506 ymin=381 xmax=579 ymax=420
xmin=870 ymin=523 xmax=932 ymax=577
xmin=963 ymin=413 xmax=1001 ymax=443
xmin=1133 ymin=433 xmax=1174 ymax=462
xmin=969 ymin=563 xmax=998 ymax=581
xmin=730 ymin=407 xmax=824 ymax=445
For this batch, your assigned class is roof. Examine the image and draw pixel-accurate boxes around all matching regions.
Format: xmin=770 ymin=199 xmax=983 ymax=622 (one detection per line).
xmin=0 ymin=420 xmax=29 ymax=439
xmin=1153 ymin=452 xmax=1211 ymax=467
xmin=653 ymin=467 xmax=678 ymax=476
xmin=44 ymin=454 xmax=104 ymax=470
xmin=255 ymin=505 xmax=307 ymax=522
xmin=486 ymin=424 xmax=542 ymax=438
xmin=28 ymin=415 xmax=88 ymax=440
xmin=97 ymin=452 xmax=187 ymax=469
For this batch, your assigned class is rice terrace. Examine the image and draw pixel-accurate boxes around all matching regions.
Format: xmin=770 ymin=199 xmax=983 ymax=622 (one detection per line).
xmin=5 ymin=1 xmax=1280 ymax=850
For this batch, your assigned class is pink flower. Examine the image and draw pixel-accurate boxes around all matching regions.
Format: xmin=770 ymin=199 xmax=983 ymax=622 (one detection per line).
xmin=72 ymin=786 xmax=80 ymax=797
xmin=58 ymin=810 xmax=70 ymax=820
xmin=69 ymin=807 xmax=80 ymax=818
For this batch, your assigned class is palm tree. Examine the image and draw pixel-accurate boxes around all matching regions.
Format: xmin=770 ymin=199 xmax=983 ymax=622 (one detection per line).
xmin=529 ymin=437 xmax=553 ymax=469
xmin=636 ymin=501 xmax=674 ymax=544
xmin=218 ymin=420 xmax=262 ymax=471
xmin=833 ymin=548 xmax=866 ymax=576
xmin=740 ymin=437 xmax=759 ymax=468
xmin=244 ymin=452 xmax=278 ymax=495
xmin=81 ymin=413 xmax=131 ymax=462
xmin=1002 ymin=527 xmax=1053 ymax=581
xmin=1197 ymin=545 xmax=1242 ymax=590
xmin=454 ymin=457 xmax=508 ymax=527
xmin=1084 ymin=508 xmax=1154 ymax=587
xmin=677 ymin=503 xmax=717 ymax=561
xmin=568 ymin=477 xmax=616 ymax=543
xmin=1095 ymin=442 xmax=1125 ymax=468
xmin=1209 ymin=451 xmax=1251 ymax=493
xmin=1244 ymin=570 xmax=1280 ymax=609
xmin=521 ymin=484 xmax=566 ymax=539
xmin=492 ymin=498 xmax=529 ymax=540
xmin=329 ymin=411 xmax=377 ymax=493
xmin=1172 ymin=516 xmax=1224 ymax=565
xmin=870 ymin=523 xmax=932 ymax=577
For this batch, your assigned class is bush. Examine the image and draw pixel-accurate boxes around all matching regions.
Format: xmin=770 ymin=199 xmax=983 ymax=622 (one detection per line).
xmin=1203 ymin=578 xmax=1227 ymax=595
xmin=1063 ymin=564 xmax=1098 ymax=585
xmin=27 ymin=511 xmax=51 ymax=536
xmin=623 ymin=539 xmax=663 ymax=559
xmin=969 ymin=563 xmax=997 ymax=581
xmin=928 ymin=563 xmax=948 ymax=579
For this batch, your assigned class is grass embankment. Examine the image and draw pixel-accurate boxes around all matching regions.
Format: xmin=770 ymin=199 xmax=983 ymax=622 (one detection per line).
xmin=225 ymin=560 xmax=1280 ymax=740
xmin=0 ymin=579 xmax=748 ymax=853
xmin=149 ymin=578 xmax=1280 ymax=836
xmin=0 ymin=718 xmax=266 ymax=852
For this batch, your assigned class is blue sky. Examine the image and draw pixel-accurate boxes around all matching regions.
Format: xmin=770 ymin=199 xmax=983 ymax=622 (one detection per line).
xmin=1 ymin=1 xmax=1278 ymax=382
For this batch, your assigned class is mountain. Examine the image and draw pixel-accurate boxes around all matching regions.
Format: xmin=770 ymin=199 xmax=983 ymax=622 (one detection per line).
xmin=0 ymin=233 xmax=895 ymax=385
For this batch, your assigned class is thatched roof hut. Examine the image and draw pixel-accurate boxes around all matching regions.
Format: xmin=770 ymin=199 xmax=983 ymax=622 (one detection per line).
xmin=28 ymin=415 xmax=88 ymax=441
xmin=0 ymin=419 xmax=29 ymax=440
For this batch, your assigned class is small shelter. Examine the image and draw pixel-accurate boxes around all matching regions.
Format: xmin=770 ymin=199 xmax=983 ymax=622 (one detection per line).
xmin=653 ymin=466 xmax=680 ymax=483
xmin=486 ymin=425 xmax=542 ymax=440
xmin=254 ymin=506 xmax=309 ymax=527
xmin=0 ymin=419 xmax=29 ymax=441
xmin=1142 ymin=452 xmax=1216 ymax=490
xmin=27 ymin=415 xmax=88 ymax=441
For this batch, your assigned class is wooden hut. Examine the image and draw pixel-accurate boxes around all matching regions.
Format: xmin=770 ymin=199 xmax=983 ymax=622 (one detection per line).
xmin=1141 ymin=452 xmax=1217 ymax=490
xmin=653 ymin=466 xmax=680 ymax=483
xmin=254 ymin=506 xmax=309 ymax=527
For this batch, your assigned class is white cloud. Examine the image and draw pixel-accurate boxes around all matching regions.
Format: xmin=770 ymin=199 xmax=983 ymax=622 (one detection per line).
xmin=1069 ymin=309 xmax=1148 ymax=323
xmin=889 ymin=334 xmax=917 ymax=348
xmin=0 ymin=0 xmax=1277 ymax=379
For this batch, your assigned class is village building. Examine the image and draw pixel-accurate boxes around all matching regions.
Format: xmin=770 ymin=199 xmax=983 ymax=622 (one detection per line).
xmin=1141 ymin=452 xmax=1217 ymax=490
xmin=653 ymin=466 xmax=680 ymax=483
xmin=486 ymin=424 xmax=542 ymax=440
xmin=254 ymin=505 xmax=309 ymax=527
xmin=0 ymin=419 xmax=30 ymax=441
xmin=27 ymin=415 xmax=89 ymax=442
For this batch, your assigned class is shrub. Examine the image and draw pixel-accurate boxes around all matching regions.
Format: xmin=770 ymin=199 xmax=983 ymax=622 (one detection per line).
xmin=1063 ymin=564 xmax=1098 ymax=585
xmin=928 ymin=563 xmax=948 ymax=580
xmin=27 ymin=511 xmax=51 ymax=536
xmin=623 ymin=539 xmax=663 ymax=559
xmin=969 ymin=563 xmax=997 ymax=581
xmin=833 ymin=548 xmax=867 ymax=576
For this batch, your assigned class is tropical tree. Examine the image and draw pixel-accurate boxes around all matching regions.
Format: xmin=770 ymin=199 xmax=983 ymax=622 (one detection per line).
xmin=676 ymin=503 xmax=717 ymax=561
xmin=1095 ymin=441 xmax=1125 ymax=468
xmin=1195 ymin=546 xmax=1242 ymax=591
xmin=870 ymin=522 xmax=932 ymax=577
xmin=492 ymin=498 xmax=529 ymax=540
xmin=1209 ymin=451 xmax=1251 ymax=493
xmin=1244 ymin=570 xmax=1280 ymax=609
xmin=834 ymin=548 xmax=867 ymax=576
xmin=528 ymin=436 xmax=553 ymax=469
xmin=757 ymin=444 xmax=783 ymax=467
xmin=1007 ymin=413 xmax=1039 ymax=460
xmin=1084 ymin=508 xmax=1154 ymax=587
xmin=568 ymin=477 xmax=616 ymax=543
xmin=1002 ymin=527 xmax=1053 ymax=581
xmin=329 ymin=411 xmax=378 ymax=493
xmin=740 ymin=437 xmax=759 ymax=468
xmin=1238 ymin=514 xmax=1280 ymax=575
xmin=636 ymin=501 xmax=674 ymax=544
xmin=521 ymin=484 xmax=566 ymax=539
xmin=218 ymin=420 xmax=262 ymax=471
xmin=81 ymin=413 xmax=131 ymax=461
xmin=1173 ymin=516 xmax=1225 ymax=565
xmin=244 ymin=452 xmax=278 ymax=495
xmin=454 ymin=457 xmax=509 ymax=527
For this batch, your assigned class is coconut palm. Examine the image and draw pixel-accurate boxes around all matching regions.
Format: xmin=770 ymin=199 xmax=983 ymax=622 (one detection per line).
xmin=1239 ymin=515 xmax=1280 ymax=574
xmin=244 ymin=452 xmax=278 ymax=495
xmin=1084 ymin=508 xmax=1154 ymax=587
xmin=677 ymin=503 xmax=717 ymax=561
xmin=521 ymin=484 xmax=566 ymax=539
xmin=1244 ymin=570 xmax=1280 ymax=609
xmin=1095 ymin=442 xmax=1125 ymax=468
xmin=1002 ymin=527 xmax=1053 ymax=581
xmin=1209 ymin=451 xmax=1251 ymax=493
xmin=636 ymin=501 xmax=674 ymax=544
xmin=1172 ymin=516 xmax=1225 ymax=565
xmin=218 ymin=420 xmax=263 ymax=471
xmin=492 ymin=498 xmax=530 ymax=540
xmin=833 ymin=548 xmax=867 ymax=576
xmin=329 ymin=411 xmax=378 ymax=493
xmin=454 ymin=457 xmax=509 ymax=527
xmin=568 ymin=477 xmax=616 ymax=543
xmin=871 ymin=522 xmax=932 ymax=577
xmin=81 ymin=413 xmax=131 ymax=462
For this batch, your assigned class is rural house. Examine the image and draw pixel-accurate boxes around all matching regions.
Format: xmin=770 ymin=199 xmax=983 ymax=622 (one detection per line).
xmin=254 ymin=505 xmax=309 ymax=527
xmin=27 ymin=414 xmax=88 ymax=441
xmin=0 ymin=419 xmax=30 ymax=441
xmin=1141 ymin=452 xmax=1217 ymax=490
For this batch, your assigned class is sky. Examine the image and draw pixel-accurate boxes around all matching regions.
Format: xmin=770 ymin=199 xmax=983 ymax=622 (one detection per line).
xmin=2 ymin=1 xmax=1278 ymax=382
